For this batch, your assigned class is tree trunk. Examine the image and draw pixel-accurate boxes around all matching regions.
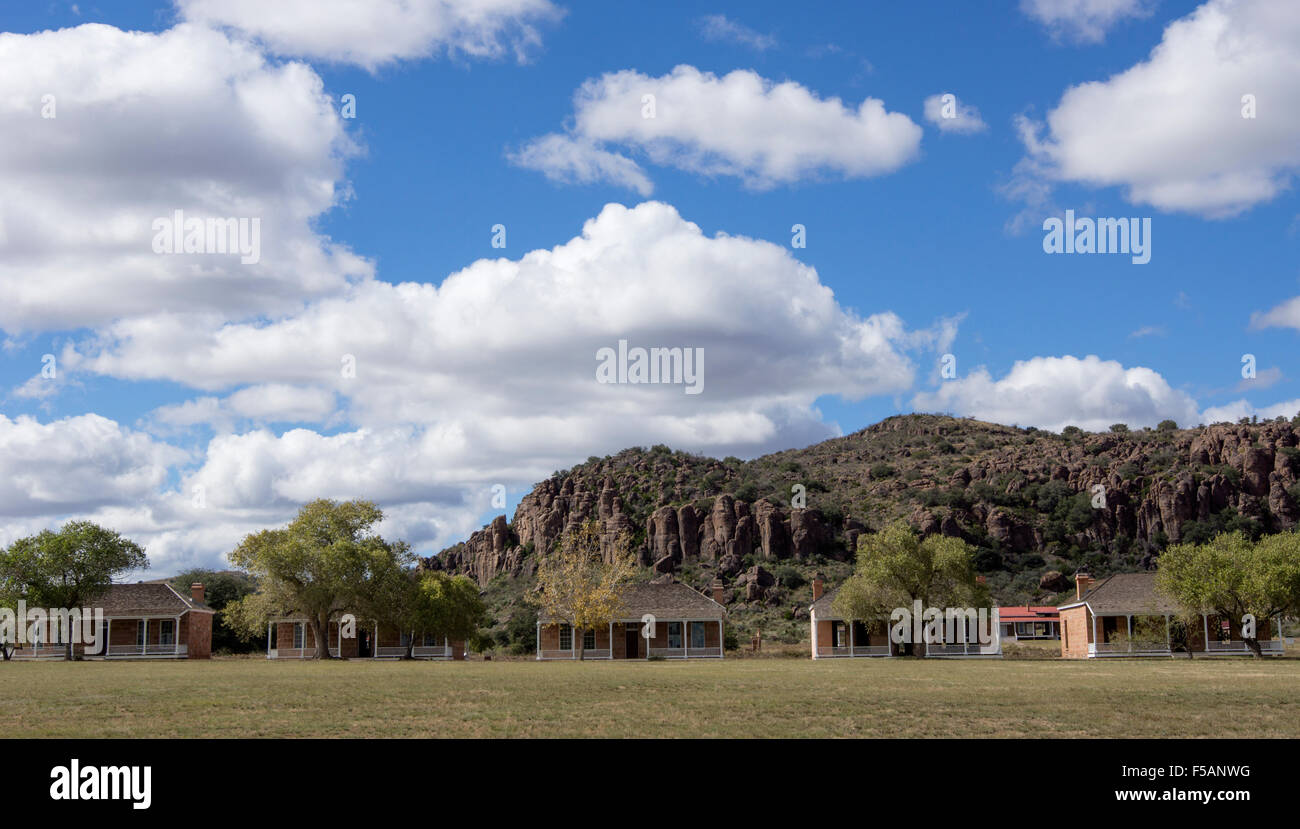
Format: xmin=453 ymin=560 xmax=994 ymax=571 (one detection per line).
xmin=312 ymin=614 xmax=331 ymax=659
xmin=1244 ymin=636 xmax=1263 ymax=658
xmin=577 ymin=628 xmax=585 ymax=662
xmin=404 ymin=631 xmax=414 ymax=660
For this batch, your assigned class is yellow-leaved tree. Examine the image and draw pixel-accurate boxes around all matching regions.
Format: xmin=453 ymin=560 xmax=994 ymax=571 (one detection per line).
xmin=532 ymin=519 xmax=636 ymax=660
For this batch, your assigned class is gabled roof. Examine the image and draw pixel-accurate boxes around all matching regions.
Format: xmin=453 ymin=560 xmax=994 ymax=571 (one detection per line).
xmin=539 ymin=580 xmax=724 ymax=623
xmin=86 ymin=583 xmax=215 ymax=617
xmin=1058 ymin=572 xmax=1178 ymax=615
xmin=810 ymin=586 xmax=839 ymax=619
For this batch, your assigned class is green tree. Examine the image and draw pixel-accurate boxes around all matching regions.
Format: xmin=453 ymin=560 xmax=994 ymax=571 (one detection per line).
xmin=1157 ymin=419 xmax=1178 ymax=432
xmin=360 ymin=564 xmax=485 ymax=659
xmin=416 ymin=571 xmax=486 ymax=652
xmin=833 ymin=523 xmax=990 ymax=655
xmin=532 ymin=519 xmax=636 ymax=660
xmin=1156 ymin=531 xmax=1300 ymax=657
xmin=223 ymin=499 xmax=406 ymax=659
xmin=0 ymin=522 xmax=147 ymax=660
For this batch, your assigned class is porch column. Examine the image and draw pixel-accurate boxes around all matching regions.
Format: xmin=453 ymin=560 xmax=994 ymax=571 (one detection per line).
xmin=175 ymin=615 xmax=180 ymax=655
xmin=571 ymin=623 xmax=575 ymax=660
xmin=849 ymin=619 xmax=856 ymax=657
xmin=811 ymin=611 xmax=818 ymax=659
xmin=535 ymin=622 xmax=540 ymax=660
xmin=141 ymin=618 xmax=147 ymax=656
xmin=608 ymin=621 xmax=613 ymax=658
xmin=267 ymin=623 xmax=272 ymax=658
xmin=1091 ymin=612 xmax=1098 ymax=655
xmin=1203 ymin=614 xmax=1210 ymax=653
xmin=1164 ymin=615 xmax=1170 ymax=648
xmin=106 ymin=619 xmax=112 ymax=659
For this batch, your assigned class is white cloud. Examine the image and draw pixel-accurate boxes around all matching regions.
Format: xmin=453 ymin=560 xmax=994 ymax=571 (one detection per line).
xmin=0 ymin=414 xmax=187 ymax=520
xmin=176 ymin=0 xmax=562 ymax=70
xmin=912 ymin=354 xmax=1202 ymax=432
xmin=1201 ymin=397 xmax=1300 ymax=424
xmin=0 ymin=23 xmax=370 ymax=335
xmin=923 ymin=93 xmax=988 ymax=134
xmin=1020 ymin=0 xmax=1154 ymax=43
xmin=1235 ymin=366 xmax=1283 ymax=392
xmin=507 ymin=134 xmax=654 ymax=195
xmin=70 ymin=202 xmax=939 ymax=436
xmin=697 ymin=14 xmax=776 ymax=51
xmin=1128 ymin=325 xmax=1165 ymax=339
xmin=1015 ymin=0 xmax=1300 ymax=216
xmin=1251 ymin=295 xmax=1300 ymax=331
xmin=512 ymin=65 xmax=923 ymax=192
xmin=151 ymin=384 xmax=339 ymax=432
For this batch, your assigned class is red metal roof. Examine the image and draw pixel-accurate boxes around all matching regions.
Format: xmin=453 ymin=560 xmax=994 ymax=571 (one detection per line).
xmin=997 ymin=606 xmax=1059 ymax=623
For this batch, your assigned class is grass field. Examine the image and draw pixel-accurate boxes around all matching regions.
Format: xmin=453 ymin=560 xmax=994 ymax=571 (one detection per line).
xmin=3 ymin=656 xmax=1299 ymax=738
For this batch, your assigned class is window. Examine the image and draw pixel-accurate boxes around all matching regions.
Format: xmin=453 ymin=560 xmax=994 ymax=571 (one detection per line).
xmin=135 ymin=622 xmax=144 ymax=648
xmin=158 ymin=620 xmax=175 ymax=646
xmin=559 ymin=624 xmax=572 ymax=650
xmin=293 ymin=623 xmax=305 ymax=650
xmin=833 ymin=622 xmax=846 ymax=648
xmin=582 ymin=629 xmax=596 ymax=650
xmin=400 ymin=631 xmax=411 ymax=648
xmin=667 ymin=622 xmax=682 ymax=649
xmin=422 ymin=632 xmax=438 ymax=647
xmin=690 ymin=622 xmax=706 ymax=649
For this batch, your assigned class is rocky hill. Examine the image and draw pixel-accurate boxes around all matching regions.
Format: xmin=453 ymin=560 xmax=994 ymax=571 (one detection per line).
xmin=424 ymin=413 xmax=1300 ymax=649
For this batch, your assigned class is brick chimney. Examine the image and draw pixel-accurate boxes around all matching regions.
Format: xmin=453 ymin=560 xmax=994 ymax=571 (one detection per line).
xmin=191 ymin=582 xmax=205 ymax=604
xmin=812 ymin=573 xmax=824 ymax=601
xmin=1075 ymin=572 xmax=1094 ymax=601
xmin=710 ymin=578 xmax=725 ymax=605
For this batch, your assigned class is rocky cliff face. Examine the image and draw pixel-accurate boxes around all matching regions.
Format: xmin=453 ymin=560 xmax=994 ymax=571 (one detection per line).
xmin=430 ymin=488 xmax=837 ymax=587
xmin=429 ymin=415 xmax=1300 ymax=598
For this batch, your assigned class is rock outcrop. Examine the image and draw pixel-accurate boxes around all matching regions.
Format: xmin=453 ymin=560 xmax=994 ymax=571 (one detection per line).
xmin=433 ymin=415 xmax=1300 ymax=588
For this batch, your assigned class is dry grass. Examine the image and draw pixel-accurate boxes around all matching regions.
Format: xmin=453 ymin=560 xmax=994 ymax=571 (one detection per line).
xmin=2 ymin=656 xmax=1297 ymax=738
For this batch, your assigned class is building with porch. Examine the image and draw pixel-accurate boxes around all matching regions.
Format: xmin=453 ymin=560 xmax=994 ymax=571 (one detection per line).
xmin=266 ymin=614 xmax=466 ymax=660
xmin=535 ymin=577 xmax=726 ymax=660
xmin=998 ymin=606 xmax=1060 ymax=642
xmin=9 ymin=582 xmax=213 ymax=660
xmin=1058 ymin=571 xmax=1286 ymax=658
xmin=809 ymin=576 xmax=1002 ymax=658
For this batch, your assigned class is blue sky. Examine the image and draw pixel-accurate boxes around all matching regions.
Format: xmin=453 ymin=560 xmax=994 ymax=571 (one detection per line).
xmin=1 ymin=0 xmax=1298 ymax=574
